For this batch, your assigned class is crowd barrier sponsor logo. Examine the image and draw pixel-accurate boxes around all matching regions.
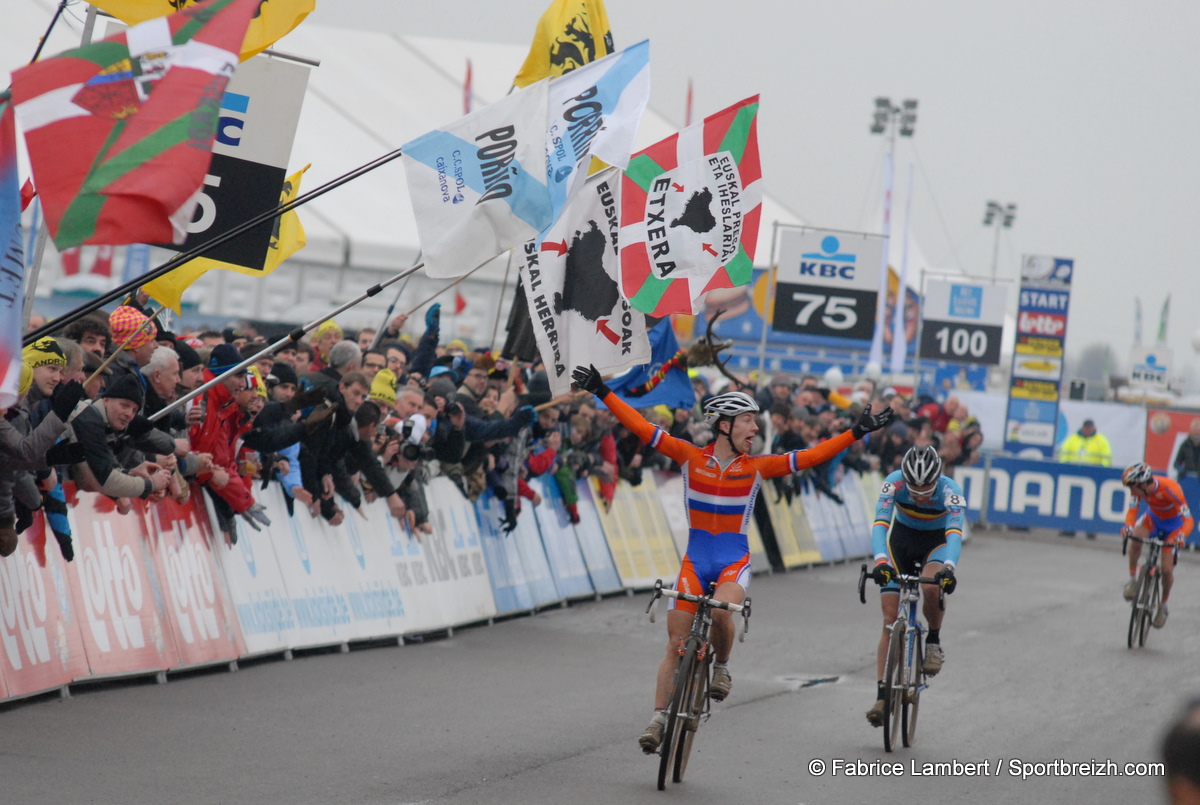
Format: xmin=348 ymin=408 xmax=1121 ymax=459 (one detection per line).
xmin=80 ymin=520 xmax=148 ymax=654
xmin=0 ymin=543 xmax=52 ymax=671
xmin=957 ymin=458 xmax=1128 ymax=530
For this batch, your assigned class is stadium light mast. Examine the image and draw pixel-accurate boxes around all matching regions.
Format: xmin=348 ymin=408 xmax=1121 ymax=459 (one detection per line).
xmin=866 ymin=98 xmax=918 ymax=373
xmin=983 ymin=200 xmax=1017 ymax=281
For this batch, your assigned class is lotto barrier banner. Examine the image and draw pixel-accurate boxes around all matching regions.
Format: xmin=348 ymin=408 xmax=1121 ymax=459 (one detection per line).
xmin=956 ymin=457 xmax=1129 ymax=533
xmin=590 ymin=475 xmax=680 ymax=589
xmin=570 ymin=480 xmax=623 ymax=595
xmin=477 ymin=489 xmax=562 ymax=614
xmin=0 ymin=513 xmax=90 ymax=699
xmin=529 ymin=476 xmax=596 ymax=600
xmin=67 ymin=495 xmax=180 ymax=678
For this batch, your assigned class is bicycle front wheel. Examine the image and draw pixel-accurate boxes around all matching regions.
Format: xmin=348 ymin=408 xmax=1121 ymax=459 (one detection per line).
xmin=1145 ymin=572 xmax=1162 ymax=646
xmin=1138 ymin=571 xmax=1154 ymax=648
xmin=658 ymin=641 xmax=696 ymax=790
xmin=672 ymin=651 xmax=710 ymax=783
xmin=1127 ymin=569 xmax=1146 ymax=649
xmin=882 ymin=621 xmax=905 ymax=753
xmin=903 ymin=634 xmax=923 ymax=748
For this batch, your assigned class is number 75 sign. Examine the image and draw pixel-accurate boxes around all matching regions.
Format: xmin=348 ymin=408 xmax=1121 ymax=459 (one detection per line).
xmin=771 ymin=227 xmax=885 ymax=343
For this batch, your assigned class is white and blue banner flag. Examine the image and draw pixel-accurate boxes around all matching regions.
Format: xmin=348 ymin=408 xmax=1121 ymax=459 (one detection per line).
xmin=544 ymin=40 xmax=650 ymax=225
xmin=402 ymin=80 xmax=553 ymax=279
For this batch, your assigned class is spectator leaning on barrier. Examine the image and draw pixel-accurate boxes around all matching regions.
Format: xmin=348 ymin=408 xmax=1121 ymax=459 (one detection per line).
xmin=1175 ymin=420 xmax=1200 ymax=481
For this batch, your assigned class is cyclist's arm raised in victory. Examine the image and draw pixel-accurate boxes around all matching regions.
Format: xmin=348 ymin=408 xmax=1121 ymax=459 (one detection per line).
xmin=753 ymin=429 xmax=856 ymax=479
xmin=597 ymin=388 xmax=702 ymax=468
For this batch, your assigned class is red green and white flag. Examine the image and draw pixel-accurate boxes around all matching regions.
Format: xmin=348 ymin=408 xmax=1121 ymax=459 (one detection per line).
xmin=619 ymin=96 xmax=761 ymax=316
xmin=10 ymin=0 xmax=260 ymax=250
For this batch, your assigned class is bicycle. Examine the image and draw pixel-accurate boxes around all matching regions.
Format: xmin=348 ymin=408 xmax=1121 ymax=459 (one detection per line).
xmin=1123 ymin=531 xmax=1174 ymax=649
xmin=645 ymin=579 xmax=751 ymax=790
xmin=858 ymin=564 xmax=944 ymax=753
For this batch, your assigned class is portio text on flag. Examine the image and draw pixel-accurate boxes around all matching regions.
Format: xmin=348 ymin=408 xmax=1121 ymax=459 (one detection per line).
xmin=10 ymin=0 xmax=261 ymax=251
xmin=619 ymin=96 xmax=762 ymax=317
xmin=401 ymin=80 xmax=553 ymax=279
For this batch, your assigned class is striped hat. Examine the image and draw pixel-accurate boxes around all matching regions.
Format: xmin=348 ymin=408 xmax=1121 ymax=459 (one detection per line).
xmin=22 ymin=337 xmax=66 ymax=368
xmin=108 ymin=306 xmax=155 ymax=351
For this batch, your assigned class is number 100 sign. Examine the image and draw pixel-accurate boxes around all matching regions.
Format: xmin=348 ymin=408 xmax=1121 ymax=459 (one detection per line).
xmin=919 ymin=279 xmax=1008 ymax=366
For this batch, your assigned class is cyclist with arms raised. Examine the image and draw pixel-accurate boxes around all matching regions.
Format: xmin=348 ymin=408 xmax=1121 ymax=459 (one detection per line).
xmin=1121 ymin=462 xmax=1193 ymax=628
xmin=867 ymin=444 xmax=963 ymax=727
xmin=571 ymin=364 xmax=893 ymax=753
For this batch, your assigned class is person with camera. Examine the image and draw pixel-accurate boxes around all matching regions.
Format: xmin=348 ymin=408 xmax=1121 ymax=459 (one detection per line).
xmin=358 ymin=401 xmax=432 ymax=533
xmin=298 ymin=371 xmax=373 ymax=526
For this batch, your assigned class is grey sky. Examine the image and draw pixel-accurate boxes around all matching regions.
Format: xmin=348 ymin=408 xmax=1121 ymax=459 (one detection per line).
xmin=10 ymin=0 xmax=1200 ymax=381
xmin=307 ymin=0 xmax=1200 ymax=379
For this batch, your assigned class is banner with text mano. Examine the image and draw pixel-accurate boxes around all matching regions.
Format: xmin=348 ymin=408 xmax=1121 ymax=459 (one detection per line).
xmin=956 ymin=457 xmax=1130 ymax=533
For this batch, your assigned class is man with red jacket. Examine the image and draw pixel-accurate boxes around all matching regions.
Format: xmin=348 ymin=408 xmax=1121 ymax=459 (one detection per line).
xmin=190 ymin=345 xmax=271 ymax=539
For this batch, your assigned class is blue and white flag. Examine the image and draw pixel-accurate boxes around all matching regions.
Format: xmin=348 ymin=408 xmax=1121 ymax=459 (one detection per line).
xmin=544 ymin=40 xmax=650 ymax=225
xmin=0 ymin=102 xmax=26 ymax=409
xmin=402 ymin=80 xmax=553 ymax=279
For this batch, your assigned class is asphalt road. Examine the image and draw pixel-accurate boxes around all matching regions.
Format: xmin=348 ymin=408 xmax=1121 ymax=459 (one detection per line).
xmin=2 ymin=528 xmax=1196 ymax=805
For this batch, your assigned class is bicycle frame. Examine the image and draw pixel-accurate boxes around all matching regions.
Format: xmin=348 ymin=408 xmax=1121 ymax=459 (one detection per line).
xmin=1123 ymin=531 xmax=1170 ymax=648
xmin=645 ymin=579 xmax=751 ymax=789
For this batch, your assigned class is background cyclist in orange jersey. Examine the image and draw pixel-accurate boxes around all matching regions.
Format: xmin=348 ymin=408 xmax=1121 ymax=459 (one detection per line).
xmin=572 ymin=364 xmax=893 ymax=753
xmin=1121 ymin=462 xmax=1195 ymax=628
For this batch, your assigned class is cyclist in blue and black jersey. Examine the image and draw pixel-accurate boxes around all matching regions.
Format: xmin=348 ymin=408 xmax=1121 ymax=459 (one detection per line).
xmin=865 ymin=444 xmax=963 ymax=727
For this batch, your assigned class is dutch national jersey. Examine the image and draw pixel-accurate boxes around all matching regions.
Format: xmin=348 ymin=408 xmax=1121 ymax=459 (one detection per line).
xmin=1125 ymin=475 xmax=1194 ymax=541
xmin=871 ymin=472 xmax=965 ymax=566
xmin=602 ymin=392 xmax=854 ymax=544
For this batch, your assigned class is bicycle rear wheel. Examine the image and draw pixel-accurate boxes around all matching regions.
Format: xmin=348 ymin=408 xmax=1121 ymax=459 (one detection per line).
xmin=903 ymin=634 xmax=923 ymax=748
xmin=658 ymin=642 xmax=696 ymax=790
xmin=672 ymin=651 xmax=710 ymax=783
xmin=882 ymin=621 xmax=905 ymax=753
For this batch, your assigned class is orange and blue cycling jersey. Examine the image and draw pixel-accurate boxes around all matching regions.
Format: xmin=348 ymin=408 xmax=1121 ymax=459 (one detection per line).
xmin=1126 ymin=475 xmax=1194 ymax=545
xmin=603 ymin=392 xmax=854 ymax=610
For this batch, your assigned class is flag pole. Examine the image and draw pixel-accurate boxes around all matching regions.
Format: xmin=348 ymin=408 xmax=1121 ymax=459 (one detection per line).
xmin=83 ymin=305 xmax=165 ymax=386
xmin=401 ymin=264 xmax=485 ymax=318
xmin=150 ymin=263 xmax=424 ymax=423
xmin=28 ymin=0 xmax=71 ymax=64
xmin=367 ymin=251 xmax=422 ymax=351
xmin=487 ymin=250 xmax=514 ymax=351
xmin=25 ymin=147 xmax=407 ymax=346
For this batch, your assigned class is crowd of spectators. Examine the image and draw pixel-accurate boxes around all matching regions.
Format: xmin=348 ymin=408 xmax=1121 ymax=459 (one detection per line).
xmin=1 ymin=292 xmax=983 ymax=562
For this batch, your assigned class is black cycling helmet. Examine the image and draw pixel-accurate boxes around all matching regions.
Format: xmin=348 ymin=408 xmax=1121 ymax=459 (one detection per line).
xmin=1122 ymin=463 xmax=1153 ymax=486
xmin=901 ymin=444 xmax=942 ymax=489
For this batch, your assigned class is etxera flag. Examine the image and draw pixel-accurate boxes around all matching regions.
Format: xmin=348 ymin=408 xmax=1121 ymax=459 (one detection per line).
xmin=519 ymin=169 xmax=648 ymax=395
xmin=544 ymin=40 xmax=649 ymax=224
xmin=402 ymin=80 xmax=553 ymax=279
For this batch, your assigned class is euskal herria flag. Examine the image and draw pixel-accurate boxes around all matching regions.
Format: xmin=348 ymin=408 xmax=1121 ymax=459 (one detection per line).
xmin=619 ymin=96 xmax=762 ymax=317
xmin=543 ymin=40 xmax=650 ymax=227
xmin=520 ymin=168 xmax=649 ymax=395
xmin=10 ymin=0 xmax=261 ymax=251
xmin=0 ymin=102 xmax=25 ymax=409
xmin=402 ymin=80 xmax=553 ymax=279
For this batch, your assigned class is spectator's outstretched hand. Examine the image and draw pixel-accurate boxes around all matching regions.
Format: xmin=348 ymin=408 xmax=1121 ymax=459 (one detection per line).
xmin=425 ymin=303 xmax=441 ymax=330
xmin=51 ymin=380 xmax=85 ymax=422
xmin=851 ymin=405 xmax=894 ymax=439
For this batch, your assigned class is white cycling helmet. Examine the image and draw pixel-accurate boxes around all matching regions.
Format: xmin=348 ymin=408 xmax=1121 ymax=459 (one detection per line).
xmin=901 ymin=444 xmax=942 ymax=489
xmin=702 ymin=390 xmax=760 ymax=422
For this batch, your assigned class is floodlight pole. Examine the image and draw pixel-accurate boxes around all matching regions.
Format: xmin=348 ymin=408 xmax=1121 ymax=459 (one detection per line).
xmin=983 ymin=201 xmax=1017 ymax=281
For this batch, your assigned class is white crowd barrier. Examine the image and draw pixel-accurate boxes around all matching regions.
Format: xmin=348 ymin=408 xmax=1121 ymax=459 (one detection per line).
xmin=0 ymin=461 xmax=883 ymax=703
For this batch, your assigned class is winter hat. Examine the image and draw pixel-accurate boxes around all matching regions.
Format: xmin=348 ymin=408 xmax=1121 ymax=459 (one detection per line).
xmin=22 ymin=337 xmax=66 ymax=368
xmin=173 ymin=339 xmax=203 ymax=372
xmin=370 ymin=368 xmax=397 ymax=408
xmin=208 ymin=343 xmax=243 ymax=374
xmin=246 ymin=367 xmax=268 ymax=398
xmin=103 ymin=373 xmax=144 ymax=407
xmin=108 ymin=306 xmax=155 ymax=351
xmin=267 ymin=363 xmax=298 ymax=387
xmin=17 ymin=361 xmax=32 ymax=396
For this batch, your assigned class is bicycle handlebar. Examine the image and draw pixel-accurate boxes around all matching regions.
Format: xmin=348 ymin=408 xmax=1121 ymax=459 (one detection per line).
xmin=645 ymin=579 xmax=752 ymax=641
xmin=857 ymin=564 xmax=946 ymax=610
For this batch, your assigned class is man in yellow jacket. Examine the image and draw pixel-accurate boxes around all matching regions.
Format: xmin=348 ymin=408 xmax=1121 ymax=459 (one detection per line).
xmin=1057 ymin=419 xmax=1112 ymax=538
xmin=1057 ymin=419 xmax=1113 ymax=466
